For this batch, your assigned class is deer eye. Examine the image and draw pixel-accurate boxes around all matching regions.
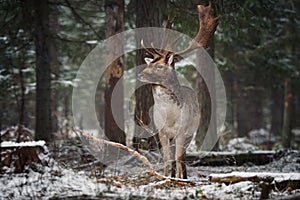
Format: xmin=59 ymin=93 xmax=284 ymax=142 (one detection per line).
xmin=156 ymin=65 xmax=164 ymax=70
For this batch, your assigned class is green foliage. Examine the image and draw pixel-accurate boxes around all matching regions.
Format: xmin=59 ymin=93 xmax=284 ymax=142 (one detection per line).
xmin=215 ymin=0 xmax=299 ymax=83
xmin=195 ymin=188 xmax=203 ymax=197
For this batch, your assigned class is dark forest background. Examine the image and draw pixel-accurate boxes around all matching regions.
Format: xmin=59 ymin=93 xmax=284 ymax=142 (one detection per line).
xmin=0 ymin=0 xmax=299 ymax=150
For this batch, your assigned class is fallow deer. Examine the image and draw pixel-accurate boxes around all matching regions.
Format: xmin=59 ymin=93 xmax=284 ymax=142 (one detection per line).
xmin=138 ymin=3 xmax=219 ymax=178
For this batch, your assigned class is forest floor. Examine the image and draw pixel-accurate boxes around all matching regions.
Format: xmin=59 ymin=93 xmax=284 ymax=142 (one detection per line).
xmin=1 ymin=137 xmax=300 ymax=200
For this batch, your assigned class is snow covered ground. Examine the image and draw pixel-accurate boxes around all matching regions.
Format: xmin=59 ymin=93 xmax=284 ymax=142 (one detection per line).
xmin=1 ymin=138 xmax=300 ymax=199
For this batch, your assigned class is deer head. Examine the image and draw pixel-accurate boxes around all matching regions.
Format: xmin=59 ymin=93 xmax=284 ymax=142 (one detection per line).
xmin=137 ymin=53 xmax=179 ymax=91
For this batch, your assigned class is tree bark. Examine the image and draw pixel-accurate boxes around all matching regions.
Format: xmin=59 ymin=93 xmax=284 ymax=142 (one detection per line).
xmin=236 ymin=76 xmax=249 ymax=137
xmin=133 ymin=0 xmax=166 ymax=149
xmin=248 ymin=87 xmax=264 ymax=130
xmin=292 ymin=82 xmax=300 ymax=129
xmin=221 ymin=70 xmax=235 ymax=126
xmin=49 ymin=5 xmax=59 ymax=134
xmin=270 ymin=85 xmax=284 ymax=136
xmin=195 ymin=30 xmax=218 ymax=151
xmin=18 ymin=49 xmax=26 ymax=125
xmin=282 ymin=79 xmax=292 ymax=148
xmin=235 ymin=64 xmax=266 ymax=137
xmin=281 ymin=1 xmax=295 ymax=148
xmin=104 ymin=0 xmax=126 ymax=145
xmin=1 ymin=145 xmax=45 ymax=173
xmin=34 ymin=0 xmax=52 ymax=142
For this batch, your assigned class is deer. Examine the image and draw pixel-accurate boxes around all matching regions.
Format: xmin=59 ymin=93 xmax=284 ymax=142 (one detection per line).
xmin=137 ymin=2 xmax=219 ymax=179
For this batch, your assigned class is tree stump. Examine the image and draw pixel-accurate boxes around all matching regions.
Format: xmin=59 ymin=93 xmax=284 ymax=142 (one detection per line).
xmin=1 ymin=141 xmax=46 ymax=173
xmin=1 ymin=126 xmax=46 ymax=173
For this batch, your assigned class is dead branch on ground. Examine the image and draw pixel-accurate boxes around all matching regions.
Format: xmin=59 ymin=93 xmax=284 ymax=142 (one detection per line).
xmin=73 ymin=128 xmax=195 ymax=185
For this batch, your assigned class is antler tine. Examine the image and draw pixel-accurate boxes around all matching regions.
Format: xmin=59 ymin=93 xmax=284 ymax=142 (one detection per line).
xmin=160 ymin=16 xmax=176 ymax=51
xmin=169 ymin=36 xmax=180 ymax=49
xmin=164 ymin=16 xmax=175 ymax=29
xmin=175 ymin=2 xmax=219 ymax=56
xmin=150 ymin=42 xmax=163 ymax=56
xmin=141 ymin=39 xmax=156 ymax=57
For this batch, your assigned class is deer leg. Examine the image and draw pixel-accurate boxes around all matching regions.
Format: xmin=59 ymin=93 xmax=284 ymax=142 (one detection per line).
xmin=181 ymin=151 xmax=187 ymax=179
xmin=159 ymin=134 xmax=169 ymax=177
xmin=170 ymin=139 xmax=176 ymax=177
xmin=171 ymin=161 xmax=176 ymax=177
xmin=175 ymin=138 xmax=185 ymax=178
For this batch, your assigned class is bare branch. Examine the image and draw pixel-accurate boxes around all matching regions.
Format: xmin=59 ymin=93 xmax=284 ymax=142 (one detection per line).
xmin=73 ymin=128 xmax=196 ymax=184
xmin=73 ymin=128 xmax=163 ymax=179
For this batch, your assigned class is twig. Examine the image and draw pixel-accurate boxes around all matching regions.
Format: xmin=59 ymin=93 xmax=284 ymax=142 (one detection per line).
xmin=136 ymin=115 xmax=156 ymax=135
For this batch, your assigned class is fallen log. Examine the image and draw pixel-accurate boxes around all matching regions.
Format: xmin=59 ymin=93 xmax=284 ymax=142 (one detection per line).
xmin=209 ymin=172 xmax=300 ymax=191
xmin=186 ymin=150 xmax=283 ymax=166
xmin=275 ymin=193 xmax=300 ymax=200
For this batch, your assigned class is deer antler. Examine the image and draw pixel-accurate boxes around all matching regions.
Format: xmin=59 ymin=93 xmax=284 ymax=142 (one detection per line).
xmin=141 ymin=39 xmax=162 ymax=58
xmin=140 ymin=2 xmax=219 ymax=60
xmin=160 ymin=16 xmax=176 ymax=51
xmin=175 ymin=2 xmax=219 ymax=56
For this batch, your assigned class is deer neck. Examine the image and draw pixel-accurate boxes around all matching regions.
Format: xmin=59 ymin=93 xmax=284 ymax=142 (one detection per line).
xmin=152 ymin=78 xmax=181 ymax=106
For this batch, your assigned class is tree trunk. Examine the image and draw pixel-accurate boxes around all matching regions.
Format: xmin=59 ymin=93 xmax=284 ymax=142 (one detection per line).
xmin=248 ymin=87 xmax=264 ymax=129
xmin=236 ymin=78 xmax=248 ymax=137
xmin=195 ymin=33 xmax=218 ymax=151
xmin=293 ymin=43 xmax=300 ymax=130
xmin=236 ymin=84 xmax=264 ymax=137
xmin=270 ymin=85 xmax=284 ymax=136
xmin=34 ymin=0 xmax=52 ymax=142
xmin=282 ymin=79 xmax=292 ymax=148
xmin=292 ymin=82 xmax=300 ymax=129
xmin=281 ymin=1 xmax=295 ymax=148
xmin=133 ymin=0 xmax=166 ymax=149
xmin=49 ymin=5 xmax=59 ymax=134
xmin=221 ymin=70 xmax=235 ymax=126
xmin=235 ymin=65 xmax=263 ymax=137
xmin=104 ymin=0 xmax=126 ymax=145
xmin=18 ymin=49 xmax=25 ymax=125
xmin=195 ymin=70 xmax=211 ymax=149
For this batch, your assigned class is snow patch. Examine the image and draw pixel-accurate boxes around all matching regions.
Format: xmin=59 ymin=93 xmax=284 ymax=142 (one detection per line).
xmin=292 ymin=129 xmax=300 ymax=136
xmin=86 ymin=40 xmax=98 ymax=44
xmin=0 ymin=152 xmax=102 ymax=199
xmin=201 ymin=181 xmax=259 ymax=200
xmin=248 ymin=129 xmax=275 ymax=145
xmin=209 ymin=172 xmax=300 ymax=182
xmin=0 ymin=140 xmax=45 ymax=148
xmin=227 ymin=137 xmax=259 ymax=151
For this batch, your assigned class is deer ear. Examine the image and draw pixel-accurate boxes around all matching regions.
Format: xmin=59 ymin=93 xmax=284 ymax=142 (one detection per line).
xmin=167 ymin=54 xmax=174 ymax=66
xmin=144 ymin=57 xmax=153 ymax=65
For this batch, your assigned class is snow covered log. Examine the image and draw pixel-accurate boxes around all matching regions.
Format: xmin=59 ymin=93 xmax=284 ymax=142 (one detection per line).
xmin=1 ymin=141 xmax=46 ymax=173
xmin=209 ymin=172 xmax=300 ymax=190
xmin=186 ymin=150 xmax=281 ymax=166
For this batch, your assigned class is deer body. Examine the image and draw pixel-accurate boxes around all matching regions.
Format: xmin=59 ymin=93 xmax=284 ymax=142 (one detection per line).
xmin=138 ymin=56 xmax=200 ymax=178
xmin=138 ymin=3 xmax=219 ymax=178
xmin=153 ymin=85 xmax=200 ymax=178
